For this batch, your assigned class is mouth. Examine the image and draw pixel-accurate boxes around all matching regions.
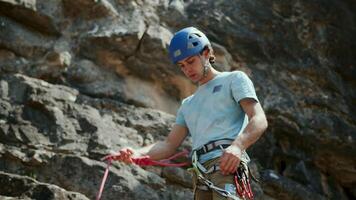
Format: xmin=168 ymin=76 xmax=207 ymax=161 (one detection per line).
xmin=188 ymin=74 xmax=197 ymax=79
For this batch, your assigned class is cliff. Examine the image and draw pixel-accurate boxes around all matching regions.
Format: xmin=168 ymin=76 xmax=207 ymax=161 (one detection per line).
xmin=0 ymin=0 xmax=355 ymax=199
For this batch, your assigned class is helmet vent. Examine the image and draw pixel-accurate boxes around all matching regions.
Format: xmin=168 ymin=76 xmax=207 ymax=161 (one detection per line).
xmin=188 ymin=33 xmax=202 ymax=39
xmin=193 ymin=33 xmax=201 ymax=37
xmin=192 ymin=42 xmax=199 ymax=46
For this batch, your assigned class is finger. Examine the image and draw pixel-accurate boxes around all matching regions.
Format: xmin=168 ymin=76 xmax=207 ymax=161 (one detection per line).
xmin=123 ymin=155 xmax=131 ymax=163
xmin=223 ymin=156 xmax=236 ymax=174
xmin=102 ymin=152 xmax=120 ymax=161
xmin=219 ymin=154 xmax=231 ymax=175
xmin=223 ymin=158 xmax=233 ymax=172
xmin=126 ymin=148 xmax=134 ymax=155
xmin=119 ymin=150 xmax=129 ymax=160
xmin=227 ymin=159 xmax=239 ymax=174
xmin=219 ymin=153 xmax=229 ymax=169
xmin=101 ymin=155 xmax=112 ymax=161
xmin=123 ymin=157 xmax=133 ymax=164
xmin=219 ymin=160 xmax=227 ymax=175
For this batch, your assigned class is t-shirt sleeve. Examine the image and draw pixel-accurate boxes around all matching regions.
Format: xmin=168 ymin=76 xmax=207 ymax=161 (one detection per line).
xmin=175 ymin=104 xmax=187 ymax=127
xmin=231 ymin=71 xmax=259 ymax=103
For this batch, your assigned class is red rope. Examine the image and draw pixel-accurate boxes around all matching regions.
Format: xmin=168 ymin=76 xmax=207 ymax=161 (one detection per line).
xmin=96 ymin=150 xmax=189 ymax=200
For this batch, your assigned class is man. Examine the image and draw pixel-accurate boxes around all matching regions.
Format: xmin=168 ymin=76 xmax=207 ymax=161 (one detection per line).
xmin=108 ymin=27 xmax=268 ymax=200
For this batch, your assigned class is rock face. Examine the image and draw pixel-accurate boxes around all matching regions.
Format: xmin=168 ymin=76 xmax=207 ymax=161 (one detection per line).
xmin=0 ymin=73 xmax=193 ymax=199
xmin=0 ymin=171 xmax=89 ymax=200
xmin=0 ymin=0 xmax=355 ymax=200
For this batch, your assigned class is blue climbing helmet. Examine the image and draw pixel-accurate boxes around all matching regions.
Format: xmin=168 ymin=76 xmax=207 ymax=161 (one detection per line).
xmin=168 ymin=27 xmax=211 ymax=64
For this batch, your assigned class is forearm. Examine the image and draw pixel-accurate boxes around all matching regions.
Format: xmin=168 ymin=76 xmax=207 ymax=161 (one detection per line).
xmin=137 ymin=140 xmax=178 ymax=160
xmin=130 ymin=125 xmax=187 ymax=161
xmin=232 ymin=114 xmax=268 ymax=151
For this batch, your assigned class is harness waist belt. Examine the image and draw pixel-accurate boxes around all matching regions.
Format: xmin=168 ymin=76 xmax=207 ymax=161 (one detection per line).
xmin=195 ymin=139 xmax=234 ymax=157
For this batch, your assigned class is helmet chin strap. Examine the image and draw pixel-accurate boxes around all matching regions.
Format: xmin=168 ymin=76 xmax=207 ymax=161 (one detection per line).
xmin=203 ymin=62 xmax=209 ymax=77
xmin=194 ymin=55 xmax=211 ymax=85
xmin=196 ymin=55 xmax=210 ymax=84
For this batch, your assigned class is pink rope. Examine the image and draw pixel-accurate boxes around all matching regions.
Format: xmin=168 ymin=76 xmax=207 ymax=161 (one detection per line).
xmin=96 ymin=159 xmax=112 ymax=200
xmin=96 ymin=150 xmax=189 ymax=200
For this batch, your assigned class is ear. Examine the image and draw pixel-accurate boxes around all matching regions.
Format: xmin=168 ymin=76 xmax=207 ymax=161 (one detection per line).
xmin=202 ymin=48 xmax=210 ymax=58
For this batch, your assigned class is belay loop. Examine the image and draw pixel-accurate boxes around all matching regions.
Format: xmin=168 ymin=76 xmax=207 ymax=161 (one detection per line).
xmin=96 ymin=150 xmax=190 ymax=200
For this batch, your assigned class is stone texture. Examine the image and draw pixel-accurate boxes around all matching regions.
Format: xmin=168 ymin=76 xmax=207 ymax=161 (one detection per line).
xmin=0 ymin=0 xmax=355 ymax=199
xmin=0 ymin=171 xmax=89 ymax=200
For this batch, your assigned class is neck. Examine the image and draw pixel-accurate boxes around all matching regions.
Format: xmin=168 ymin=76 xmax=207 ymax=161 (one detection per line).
xmin=198 ymin=67 xmax=220 ymax=85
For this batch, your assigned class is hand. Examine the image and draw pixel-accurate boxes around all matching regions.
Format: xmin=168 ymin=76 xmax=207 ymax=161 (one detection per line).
xmin=219 ymin=145 xmax=242 ymax=175
xmin=102 ymin=147 xmax=137 ymax=164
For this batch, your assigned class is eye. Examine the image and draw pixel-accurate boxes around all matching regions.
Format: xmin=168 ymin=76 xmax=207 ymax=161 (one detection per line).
xmin=187 ymin=58 xmax=195 ymax=64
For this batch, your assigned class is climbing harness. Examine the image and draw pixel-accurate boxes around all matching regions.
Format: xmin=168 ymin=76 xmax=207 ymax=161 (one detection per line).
xmin=96 ymin=150 xmax=190 ymax=200
xmin=189 ymin=139 xmax=254 ymax=200
xmin=189 ymin=151 xmax=241 ymax=200
xmin=195 ymin=139 xmax=234 ymax=157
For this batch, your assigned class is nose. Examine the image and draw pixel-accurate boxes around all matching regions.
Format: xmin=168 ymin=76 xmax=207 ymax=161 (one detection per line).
xmin=182 ymin=64 xmax=193 ymax=74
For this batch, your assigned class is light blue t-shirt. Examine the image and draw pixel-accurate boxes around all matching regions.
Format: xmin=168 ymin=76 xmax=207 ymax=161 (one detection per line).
xmin=176 ymin=71 xmax=259 ymax=163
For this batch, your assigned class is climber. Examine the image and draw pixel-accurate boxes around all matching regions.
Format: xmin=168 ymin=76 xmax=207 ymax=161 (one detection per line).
xmin=104 ymin=27 xmax=268 ymax=200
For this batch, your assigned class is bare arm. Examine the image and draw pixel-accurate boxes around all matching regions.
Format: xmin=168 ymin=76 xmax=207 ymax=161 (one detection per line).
xmin=139 ymin=124 xmax=189 ymax=160
xmin=220 ymin=98 xmax=268 ymax=174
xmin=232 ymin=99 xmax=268 ymax=151
xmin=109 ymin=124 xmax=188 ymax=163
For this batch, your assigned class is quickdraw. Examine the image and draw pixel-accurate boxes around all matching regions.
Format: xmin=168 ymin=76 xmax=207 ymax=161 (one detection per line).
xmin=96 ymin=150 xmax=190 ymax=200
xmin=235 ymin=162 xmax=254 ymax=200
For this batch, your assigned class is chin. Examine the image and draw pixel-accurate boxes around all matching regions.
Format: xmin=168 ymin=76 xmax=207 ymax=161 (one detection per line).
xmin=190 ymin=77 xmax=199 ymax=83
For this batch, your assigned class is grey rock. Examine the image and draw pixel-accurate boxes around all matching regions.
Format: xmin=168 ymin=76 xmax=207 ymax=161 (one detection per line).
xmin=62 ymin=0 xmax=118 ymax=19
xmin=0 ymin=0 xmax=355 ymax=199
xmin=0 ymin=171 xmax=89 ymax=200
xmin=162 ymin=166 xmax=193 ymax=188
xmin=0 ymin=0 xmax=61 ymax=36
xmin=261 ymin=170 xmax=326 ymax=200
xmin=0 ymin=16 xmax=53 ymax=58
xmin=65 ymin=59 xmax=126 ymax=100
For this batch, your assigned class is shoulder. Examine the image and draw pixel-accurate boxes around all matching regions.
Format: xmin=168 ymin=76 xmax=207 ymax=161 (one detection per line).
xmin=181 ymin=95 xmax=193 ymax=105
xmin=230 ymin=70 xmax=248 ymax=78
xmin=218 ymin=70 xmax=247 ymax=78
xmin=228 ymin=70 xmax=252 ymax=83
xmin=213 ymin=71 xmax=238 ymax=81
xmin=177 ymin=95 xmax=193 ymax=114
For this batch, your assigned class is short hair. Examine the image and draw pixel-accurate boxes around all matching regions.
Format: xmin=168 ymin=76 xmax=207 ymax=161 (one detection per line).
xmin=200 ymin=46 xmax=216 ymax=64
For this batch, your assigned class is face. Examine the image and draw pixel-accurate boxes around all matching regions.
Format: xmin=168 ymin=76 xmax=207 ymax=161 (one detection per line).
xmin=177 ymin=55 xmax=204 ymax=82
xmin=176 ymin=50 xmax=209 ymax=83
